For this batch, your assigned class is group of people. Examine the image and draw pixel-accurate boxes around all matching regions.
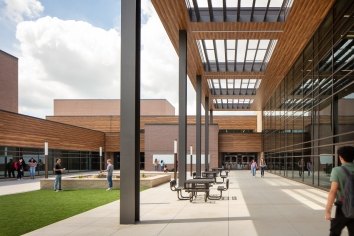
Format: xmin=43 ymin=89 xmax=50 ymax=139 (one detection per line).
xmin=54 ymin=158 xmax=115 ymax=192
xmin=298 ymin=158 xmax=313 ymax=177
xmin=250 ymin=157 xmax=267 ymax=178
xmin=5 ymin=157 xmax=38 ymax=180
xmin=153 ymin=158 xmax=168 ymax=172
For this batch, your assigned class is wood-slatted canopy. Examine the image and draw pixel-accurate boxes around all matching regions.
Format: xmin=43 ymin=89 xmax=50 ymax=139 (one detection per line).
xmin=151 ymin=0 xmax=335 ymax=111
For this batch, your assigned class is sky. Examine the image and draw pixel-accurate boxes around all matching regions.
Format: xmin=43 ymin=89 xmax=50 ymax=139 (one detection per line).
xmin=0 ymin=0 xmax=253 ymax=118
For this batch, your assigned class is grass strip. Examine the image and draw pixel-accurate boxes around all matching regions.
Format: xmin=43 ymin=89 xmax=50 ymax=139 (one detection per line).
xmin=0 ymin=189 xmax=120 ymax=236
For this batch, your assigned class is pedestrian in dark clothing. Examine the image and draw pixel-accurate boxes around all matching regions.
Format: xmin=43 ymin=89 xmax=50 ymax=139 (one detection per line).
xmin=54 ymin=158 xmax=65 ymax=192
xmin=6 ymin=159 xmax=15 ymax=178
xmin=16 ymin=158 xmax=25 ymax=180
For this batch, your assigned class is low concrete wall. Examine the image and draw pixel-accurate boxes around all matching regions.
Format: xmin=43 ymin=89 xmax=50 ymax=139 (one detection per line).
xmin=40 ymin=174 xmax=171 ymax=190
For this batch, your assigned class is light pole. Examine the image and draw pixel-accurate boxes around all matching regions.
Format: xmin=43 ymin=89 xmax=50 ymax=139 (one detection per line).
xmin=190 ymin=145 xmax=193 ymax=177
xmin=173 ymin=139 xmax=177 ymax=180
xmin=4 ymin=147 xmax=7 ymax=178
xmin=99 ymin=147 xmax=103 ymax=171
xmin=44 ymin=142 xmax=48 ymax=179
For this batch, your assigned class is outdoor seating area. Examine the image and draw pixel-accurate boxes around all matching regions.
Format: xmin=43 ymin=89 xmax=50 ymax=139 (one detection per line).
xmin=170 ymin=167 xmax=231 ymax=202
xmin=20 ymin=170 xmax=338 ymax=236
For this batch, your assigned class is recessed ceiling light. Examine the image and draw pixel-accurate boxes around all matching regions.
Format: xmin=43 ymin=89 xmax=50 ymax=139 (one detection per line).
xmin=344 ymin=15 xmax=350 ymax=18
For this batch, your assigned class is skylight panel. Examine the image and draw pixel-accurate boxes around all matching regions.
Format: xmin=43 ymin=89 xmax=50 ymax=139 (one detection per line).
xmin=216 ymin=40 xmax=225 ymax=62
xmin=264 ymin=40 xmax=277 ymax=62
xmin=234 ymin=79 xmax=241 ymax=88
xmin=240 ymin=0 xmax=253 ymax=7
xmin=241 ymin=79 xmax=249 ymax=88
xmin=255 ymin=79 xmax=261 ymax=88
xmin=237 ymin=40 xmax=247 ymax=62
xmin=220 ymin=80 xmax=227 ymax=89
xmin=213 ymin=0 xmax=223 ymax=7
xmin=226 ymin=0 xmax=237 ymax=8
xmin=248 ymin=40 xmax=259 ymax=49
xmin=207 ymin=50 xmax=215 ymax=61
xmin=204 ymin=40 xmax=214 ymax=49
xmin=255 ymin=50 xmax=266 ymax=61
xmin=196 ymin=0 xmax=208 ymax=8
xmin=207 ymin=79 xmax=213 ymax=88
xmin=186 ymin=0 xmax=194 ymax=8
xmin=197 ymin=40 xmax=206 ymax=63
xmin=227 ymin=40 xmax=236 ymax=49
xmin=269 ymin=0 xmax=284 ymax=7
xmin=227 ymin=79 xmax=234 ymax=87
xmin=213 ymin=79 xmax=220 ymax=88
xmin=259 ymin=40 xmax=270 ymax=49
xmin=227 ymin=50 xmax=235 ymax=62
xmin=255 ymin=0 xmax=270 ymax=7
xmin=246 ymin=50 xmax=256 ymax=62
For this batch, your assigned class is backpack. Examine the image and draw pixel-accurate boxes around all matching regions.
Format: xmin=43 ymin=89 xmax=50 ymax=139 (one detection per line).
xmin=340 ymin=166 xmax=354 ymax=218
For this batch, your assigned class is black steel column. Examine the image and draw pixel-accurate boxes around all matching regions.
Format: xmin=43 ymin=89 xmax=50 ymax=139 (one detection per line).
xmin=178 ymin=30 xmax=187 ymax=187
xmin=196 ymin=75 xmax=202 ymax=177
xmin=120 ymin=0 xmax=140 ymax=224
xmin=205 ymin=97 xmax=209 ymax=171
xmin=210 ymin=110 xmax=213 ymax=124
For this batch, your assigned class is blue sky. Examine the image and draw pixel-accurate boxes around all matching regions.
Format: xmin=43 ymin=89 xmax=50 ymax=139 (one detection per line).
xmin=0 ymin=0 xmax=122 ymax=56
xmin=0 ymin=0 xmax=194 ymax=118
xmin=0 ymin=0 xmax=241 ymax=118
xmin=40 ymin=0 xmax=121 ymax=29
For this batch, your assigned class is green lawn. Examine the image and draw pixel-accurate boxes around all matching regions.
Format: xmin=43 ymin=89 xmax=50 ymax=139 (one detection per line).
xmin=0 ymin=189 xmax=120 ymax=236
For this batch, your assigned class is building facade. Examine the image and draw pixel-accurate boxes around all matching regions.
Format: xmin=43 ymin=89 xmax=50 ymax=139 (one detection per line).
xmin=263 ymin=0 xmax=354 ymax=189
xmin=0 ymin=50 xmax=18 ymax=113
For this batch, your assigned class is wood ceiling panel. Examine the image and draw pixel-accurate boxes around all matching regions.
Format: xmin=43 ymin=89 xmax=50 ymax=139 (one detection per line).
xmin=152 ymin=0 xmax=335 ymax=111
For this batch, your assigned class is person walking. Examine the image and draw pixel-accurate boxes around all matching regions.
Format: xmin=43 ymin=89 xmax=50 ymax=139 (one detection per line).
xmin=105 ymin=159 xmax=114 ymax=191
xmin=154 ymin=158 xmax=159 ymax=171
xmin=250 ymin=159 xmax=257 ymax=177
xmin=6 ymin=159 xmax=15 ymax=178
xmin=160 ymin=160 xmax=164 ymax=171
xmin=16 ymin=158 xmax=25 ymax=180
xmin=325 ymin=146 xmax=354 ymax=236
xmin=298 ymin=158 xmax=304 ymax=177
xmin=53 ymin=158 xmax=65 ymax=192
xmin=28 ymin=158 xmax=37 ymax=179
xmin=306 ymin=160 xmax=312 ymax=176
xmin=260 ymin=157 xmax=267 ymax=178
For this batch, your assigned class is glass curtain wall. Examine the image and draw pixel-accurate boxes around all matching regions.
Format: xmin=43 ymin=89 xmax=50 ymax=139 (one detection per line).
xmin=0 ymin=146 xmax=100 ymax=179
xmin=263 ymin=0 xmax=354 ymax=190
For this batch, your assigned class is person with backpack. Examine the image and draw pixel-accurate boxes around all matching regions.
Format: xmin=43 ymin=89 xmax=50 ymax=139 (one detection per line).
xmin=325 ymin=146 xmax=354 ymax=235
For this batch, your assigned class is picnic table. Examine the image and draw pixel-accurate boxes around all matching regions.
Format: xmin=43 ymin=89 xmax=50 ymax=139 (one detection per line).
xmin=202 ymin=171 xmax=218 ymax=182
xmin=212 ymin=167 xmax=224 ymax=175
xmin=184 ymin=178 xmax=214 ymax=202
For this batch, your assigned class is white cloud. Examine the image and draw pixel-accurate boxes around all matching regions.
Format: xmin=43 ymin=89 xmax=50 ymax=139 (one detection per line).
xmin=16 ymin=0 xmax=200 ymax=118
xmin=2 ymin=0 xmax=44 ymax=23
xmin=16 ymin=16 xmax=121 ymax=118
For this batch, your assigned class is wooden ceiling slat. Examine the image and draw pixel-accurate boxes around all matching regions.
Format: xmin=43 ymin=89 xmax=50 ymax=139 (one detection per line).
xmin=152 ymin=0 xmax=335 ymax=111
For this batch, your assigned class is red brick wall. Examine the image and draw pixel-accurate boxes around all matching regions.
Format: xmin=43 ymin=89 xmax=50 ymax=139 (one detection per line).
xmin=144 ymin=124 xmax=219 ymax=171
xmin=0 ymin=50 xmax=18 ymax=113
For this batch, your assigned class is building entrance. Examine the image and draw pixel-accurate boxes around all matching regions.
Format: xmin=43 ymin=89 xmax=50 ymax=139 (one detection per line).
xmin=222 ymin=153 xmax=258 ymax=170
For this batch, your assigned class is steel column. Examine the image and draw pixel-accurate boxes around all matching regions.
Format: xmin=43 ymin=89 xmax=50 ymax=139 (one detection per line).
xmin=120 ymin=0 xmax=140 ymax=224
xmin=178 ymin=30 xmax=187 ymax=187
xmin=205 ymin=97 xmax=209 ymax=171
xmin=210 ymin=110 xmax=213 ymax=124
xmin=196 ymin=75 xmax=202 ymax=177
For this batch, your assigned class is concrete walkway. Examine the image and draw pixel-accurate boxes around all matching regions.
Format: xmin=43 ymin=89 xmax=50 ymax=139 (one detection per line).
xmin=2 ymin=171 xmax=348 ymax=236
